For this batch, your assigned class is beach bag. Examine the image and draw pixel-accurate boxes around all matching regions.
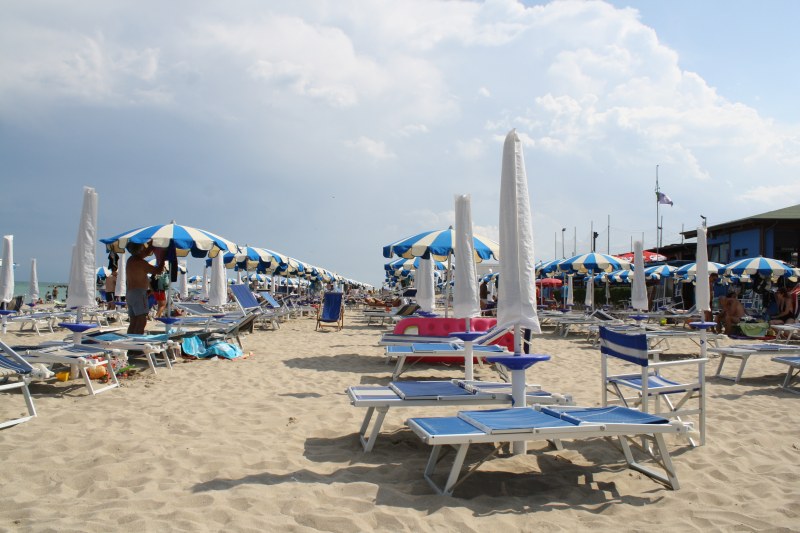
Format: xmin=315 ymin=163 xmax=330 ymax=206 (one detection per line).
xmin=151 ymin=273 xmax=170 ymax=291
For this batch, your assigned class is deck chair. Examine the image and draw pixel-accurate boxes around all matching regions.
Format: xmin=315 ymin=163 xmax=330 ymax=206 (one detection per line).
xmin=772 ymin=356 xmax=800 ymax=393
xmin=599 ymin=326 xmax=706 ymax=446
xmin=258 ymin=292 xmax=291 ymax=324
xmin=407 ymin=405 xmax=686 ymax=496
xmin=347 ymin=379 xmax=573 ymax=452
xmin=229 ymin=284 xmax=279 ymax=330
xmin=316 ymin=292 xmax=344 ymax=331
xmin=707 ymin=343 xmax=800 ymax=383
xmin=0 ymin=340 xmax=37 ymax=429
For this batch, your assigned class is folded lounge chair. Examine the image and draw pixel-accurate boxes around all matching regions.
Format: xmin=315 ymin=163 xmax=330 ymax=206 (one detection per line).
xmin=316 ymin=292 xmax=344 ymax=331
xmin=407 ymin=405 xmax=686 ymax=496
xmin=81 ymin=331 xmax=180 ymax=374
xmin=347 ymin=379 xmax=572 ymax=452
xmin=0 ymin=340 xmax=37 ymax=429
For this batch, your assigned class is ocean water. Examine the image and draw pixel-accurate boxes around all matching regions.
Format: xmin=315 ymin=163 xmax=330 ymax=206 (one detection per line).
xmin=12 ymin=281 xmax=68 ymax=300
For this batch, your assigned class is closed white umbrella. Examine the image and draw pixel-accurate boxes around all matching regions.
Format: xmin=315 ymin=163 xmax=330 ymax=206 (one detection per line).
xmin=496 ymin=130 xmax=540 ymax=342
xmin=115 ymin=251 xmax=127 ymax=298
xmin=0 ymin=235 xmax=14 ymax=305
xmin=566 ymin=275 xmax=574 ymax=306
xmin=492 ymin=130 xmax=548 ymax=455
xmin=696 ymin=227 xmax=710 ymax=316
xmin=415 ymin=257 xmax=435 ymax=313
xmin=631 ymin=240 xmax=648 ymax=312
xmin=201 ymin=266 xmax=209 ymax=300
xmin=66 ymin=187 xmax=98 ymax=316
xmin=208 ymin=252 xmax=226 ymax=307
xmin=584 ymin=275 xmax=594 ymax=309
xmin=453 ymin=194 xmax=481 ymax=381
xmin=179 ymin=261 xmax=189 ymax=299
xmin=28 ymin=258 xmax=39 ymax=304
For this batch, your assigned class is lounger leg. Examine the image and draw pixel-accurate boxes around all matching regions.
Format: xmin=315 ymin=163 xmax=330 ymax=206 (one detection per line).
xmin=392 ymin=355 xmax=407 ymax=380
xmin=618 ymin=434 xmax=680 ymax=490
xmin=735 ymin=354 xmax=750 ymax=383
xmin=359 ymin=407 xmax=389 ymax=453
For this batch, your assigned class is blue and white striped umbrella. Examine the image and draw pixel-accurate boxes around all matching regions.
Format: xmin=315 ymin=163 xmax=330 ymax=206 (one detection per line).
xmin=674 ymin=262 xmax=724 ymax=281
xmin=537 ymin=259 xmax=564 ymax=277
xmin=382 ymin=227 xmax=499 ymax=262
xmin=385 ymin=257 xmax=446 ymax=272
xmin=101 ymin=221 xmax=237 ymax=258
xmin=644 ymin=264 xmax=677 ymax=279
xmin=96 ymin=266 xmax=111 ymax=280
xmin=558 ymin=253 xmax=631 ymax=274
xmin=188 ymin=275 xmax=203 ymax=283
xmin=723 ymin=257 xmax=794 ymax=278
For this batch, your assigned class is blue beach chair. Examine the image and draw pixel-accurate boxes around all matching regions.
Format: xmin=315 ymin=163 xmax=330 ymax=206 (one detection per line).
xmin=316 ymin=292 xmax=344 ymax=331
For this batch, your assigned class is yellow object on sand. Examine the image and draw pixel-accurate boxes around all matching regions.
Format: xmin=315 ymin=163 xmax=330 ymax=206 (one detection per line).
xmin=55 ymin=371 xmax=70 ymax=382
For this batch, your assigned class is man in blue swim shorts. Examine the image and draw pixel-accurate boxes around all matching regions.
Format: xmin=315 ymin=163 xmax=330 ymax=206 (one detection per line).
xmin=125 ymin=242 xmax=165 ymax=334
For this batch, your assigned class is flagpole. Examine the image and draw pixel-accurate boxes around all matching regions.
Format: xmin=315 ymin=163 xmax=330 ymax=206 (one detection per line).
xmin=655 ymin=164 xmax=660 ymax=257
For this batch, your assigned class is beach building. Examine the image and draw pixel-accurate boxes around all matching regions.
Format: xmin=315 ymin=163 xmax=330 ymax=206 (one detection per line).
xmin=680 ymin=204 xmax=800 ymax=265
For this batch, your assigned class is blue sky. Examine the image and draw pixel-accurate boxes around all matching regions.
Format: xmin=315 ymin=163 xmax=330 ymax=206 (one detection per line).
xmin=2 ymin=0 xmax=799 ymax=287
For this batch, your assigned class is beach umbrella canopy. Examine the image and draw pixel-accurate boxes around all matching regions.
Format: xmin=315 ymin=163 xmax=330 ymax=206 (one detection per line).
xmin=96 ymin=266 xmax=111 ymax=280
xmin=67 ymin=187 xmax=98 ymax=310
xmin=631 ymin=240 xmax=648 ymax=311
xmin=497 ymin=129 xmax=541 ymax=341
xmin=537 ymin=258 xmax=564 ymax=277
xmin=674 ymin=262 xmax=724 ymax=281
xmin=535 ymin=278 xmax=563 ymax=287
xmin=722 ymin=256 xmax=794 ymax=278
xmin=0 ymin=235 xmax=14 ymax=304
xmin=615 ymin=250 xmax=667 ymax=263
xmin=383 ymin=228 xmax=499 ymax=262
xmin=28 ymin=258 xmax=39 ymax=303
xmin=644 ymin=264 xmax=677 ymax=279
xmin=453 ymin=194 xmax=481 ymax=320
xmin=188 ymin=275 xmax=202 ymax=283
xmin=415 ymin=257 xmax=435 ymax=313
xmin=385 ymin=257 xmax=446 ymax=273
xmin=101 ymin=221 xmax=236 ymax=259
xmin=558 ymin=253 xmax=631 ymax=274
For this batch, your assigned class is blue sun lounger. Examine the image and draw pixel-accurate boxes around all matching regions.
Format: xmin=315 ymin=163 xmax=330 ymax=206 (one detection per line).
xmin=347 ymin=379 xmax=572 ymax=452
xmin=385 ymin=343 xmax=506 ymax=379
xmin=407 ymin=405 xmax=686 ymax=496
xmin=81 ymin=331 xmax=180 ymax=374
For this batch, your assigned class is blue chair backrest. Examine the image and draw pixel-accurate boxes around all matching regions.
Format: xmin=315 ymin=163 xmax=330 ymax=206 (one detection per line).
xmin=321 ymin=292 xmax=343 ymax=321
xmin=599 ymin=326 xmax=649 ymax=367
xmin=230 ymin=284 xmax=260 ymax=311
xmin=259 ymin=292 xmax=281 ymax=309
xmin=0 ymin=340 xmax=33 ymax=374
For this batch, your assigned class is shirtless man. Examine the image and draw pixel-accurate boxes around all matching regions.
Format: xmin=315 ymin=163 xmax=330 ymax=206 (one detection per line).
xmin=125 ymin=242 xmax=165 ymax=334
xmin=717 ymin=292 xmax=745 ymax=335
xmin=770 ymin=287 xmax=797 ymax=325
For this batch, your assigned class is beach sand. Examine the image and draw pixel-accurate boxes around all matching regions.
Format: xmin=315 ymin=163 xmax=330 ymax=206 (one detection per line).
xmin=0 ymin=310 xmax=798 ymax=532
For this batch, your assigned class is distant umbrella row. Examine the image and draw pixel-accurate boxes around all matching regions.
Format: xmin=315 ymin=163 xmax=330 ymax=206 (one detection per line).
xmin=101 ymin=222 xmax=372 ymax=290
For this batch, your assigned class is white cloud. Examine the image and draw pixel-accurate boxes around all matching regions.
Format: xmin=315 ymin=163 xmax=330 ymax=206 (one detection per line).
xmin=478 ymin=86 xmax=491 ymax=98
xmin=345 ymin=136 xmax=396 ymax=159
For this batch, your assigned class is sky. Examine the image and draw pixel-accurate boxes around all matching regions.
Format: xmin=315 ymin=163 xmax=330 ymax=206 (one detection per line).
xmin=2 ymin=0 xmax=799 ymax=287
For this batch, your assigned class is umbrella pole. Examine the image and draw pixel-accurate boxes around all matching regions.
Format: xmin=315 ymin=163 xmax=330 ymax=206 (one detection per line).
xmin=464 ymin=317 xmax=474 ymax=381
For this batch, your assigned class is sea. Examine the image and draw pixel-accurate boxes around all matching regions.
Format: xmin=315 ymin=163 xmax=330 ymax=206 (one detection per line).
xmin=12 ymin=281 xmax=68 ymax=300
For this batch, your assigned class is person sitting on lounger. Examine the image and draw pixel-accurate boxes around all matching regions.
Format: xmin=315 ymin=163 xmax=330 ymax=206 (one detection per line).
xmin=770 ymin=287 xmax=797 ymax=325
xmin=717 ymin=291 xmax=745 ymax=335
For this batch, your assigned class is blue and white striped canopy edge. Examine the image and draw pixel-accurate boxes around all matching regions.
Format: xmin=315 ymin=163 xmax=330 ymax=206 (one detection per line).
xmin=385 ymin=257 xmax=446 ymax=272
xmin=723 ymin=257 xmax=794 ymax=278
xmin=96 ymin=267 xmax=111 ymax=280
xmin=643 ymin=264 xmax=676 ymax=279
xmin=101 ymin=222 xmax=237 ymax=258
xmin=558 ymin=253 xmax=631 ymax=274
xmin=674 ymin=262 xmax=724 ymax=280
xmin=382 ymin=228 xmax=499 ymax=262
xmin=537 ymin=259 xmax=565 ymax=277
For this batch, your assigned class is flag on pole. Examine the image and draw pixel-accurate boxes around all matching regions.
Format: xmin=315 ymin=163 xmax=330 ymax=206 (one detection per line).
xmin=656 ymin=192 xmax=673 ymax=206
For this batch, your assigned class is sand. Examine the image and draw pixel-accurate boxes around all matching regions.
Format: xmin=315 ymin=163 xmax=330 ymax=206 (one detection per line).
xmin=0 ymin=309 xmax=798 ymax=532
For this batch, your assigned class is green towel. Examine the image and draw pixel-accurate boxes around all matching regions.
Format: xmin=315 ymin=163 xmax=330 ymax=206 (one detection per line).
xmin=739 ymin=322 xmax=768 ymax=338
